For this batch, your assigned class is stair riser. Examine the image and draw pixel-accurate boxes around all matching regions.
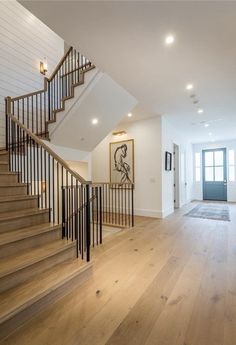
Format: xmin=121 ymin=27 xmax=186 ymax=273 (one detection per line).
xmin=0 ymin=174 xmax=18 ymax=184
xmin=0 ymin=185 xmax=27 ymax=196
xmin=0 ymin=245 xmax=76 ymax=293
xmin=0 ymin=262 xmax=92 ymax=342
xmin=0 ymin=227 xmax=62 ymax=259
xmin=0 ymin=154 xmax=8 ymax=162
xmin=0 ymin=164 xmax=8 ymax=172
xmin=0 ymin=212 xmax=49 ymax=233
xmin=0 ymin=198 xmax=38 ymax=213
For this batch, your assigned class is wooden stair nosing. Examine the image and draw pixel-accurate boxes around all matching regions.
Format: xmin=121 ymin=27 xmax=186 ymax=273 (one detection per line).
xmin=0 ymin=194 xmax=39 ymax=203
xmin=0 ymin=183 xmax=27 ymax=188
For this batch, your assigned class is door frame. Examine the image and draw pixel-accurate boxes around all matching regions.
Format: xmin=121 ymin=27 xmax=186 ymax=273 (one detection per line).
xmin=202 ymin=147 xmax=227 ymax=201
xmin=173 ymin=143 xmax=180 ymax=208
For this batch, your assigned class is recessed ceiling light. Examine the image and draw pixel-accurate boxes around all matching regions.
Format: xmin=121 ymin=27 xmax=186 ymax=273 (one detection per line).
xmin=198 ymin=109 xmax=204 ymax=114
xmin=186 ymin=84 xmax=193 ymax=91
xmin=127 ymin=113 xmax=133 ymax=118
xmin=165 ymin=34 xmax=175 ymax=45
xmin=204 ymin=123 xmax=209 ymax=128
xmin=92 ymin=118 xmax=98 ymax=125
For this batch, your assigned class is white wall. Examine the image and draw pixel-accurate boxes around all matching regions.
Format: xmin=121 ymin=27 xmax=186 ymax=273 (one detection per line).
xmin=43 ymin=141 xmax=92 ymax=180
xmin=192 ymin=140 xmax=236 ymax=202
xmin=161 ymin=116 xmax=193 ymax=217
xmin=0 ymin=0 xmax=64 ymax=147
xmin=92 ymin=115 xmax=193 ymax=218
xmin=49 ymin=71 xmax=137 ymax=152
xmin=92 ymin=116 xmax=163 ymax=217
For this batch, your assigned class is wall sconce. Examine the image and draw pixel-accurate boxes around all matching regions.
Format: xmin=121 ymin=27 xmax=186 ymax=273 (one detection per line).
xmin=40 ymin=58 xmax=48 ymax=75
xmin=112 ymin=130 xmax=127 ymax=137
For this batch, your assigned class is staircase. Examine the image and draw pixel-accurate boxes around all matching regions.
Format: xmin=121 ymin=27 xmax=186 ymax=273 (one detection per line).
xmin=0 ymin=149 xmax=92 ymax=341
xmin=0 ymin=46 xmax=134 ymax=342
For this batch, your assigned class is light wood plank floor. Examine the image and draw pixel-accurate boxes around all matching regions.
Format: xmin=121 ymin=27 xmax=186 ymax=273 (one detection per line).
xmin=1 ymin=202 xmax=236 ymax=345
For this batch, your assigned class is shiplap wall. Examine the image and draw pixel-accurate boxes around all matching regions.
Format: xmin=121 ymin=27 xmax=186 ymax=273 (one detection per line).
xmin=0 ymin=0 xmax=64 ymax=148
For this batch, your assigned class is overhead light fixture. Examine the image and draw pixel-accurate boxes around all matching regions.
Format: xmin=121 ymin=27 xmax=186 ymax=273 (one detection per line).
xmin=165 ymin=34 xmax=175 ymax=45
xmin=112 ymin=130 xmax=127 ymax=136
xmin=40 ymin=58 xmax=48 ymax=75
xmin=127 ymin=113 xmax=132 ymax=118
xmin=198 ymin=109 xmax=204 ymax=114
xmin=204 ymin=123 xmax=209 ymax=128
xmin=208 ymin=132 xmax=212 ymax=136
xmin=91 ymin=118 xmax=98 ymax=125
xmin=186 ymin=84 xmax=193 ymax=91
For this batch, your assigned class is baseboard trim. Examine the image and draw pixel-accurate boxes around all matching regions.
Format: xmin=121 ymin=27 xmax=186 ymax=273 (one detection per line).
xmin=134 ymin=208 xmax=163 ymax=218
xmin=134 ymin=207 xmax=174 ymax=219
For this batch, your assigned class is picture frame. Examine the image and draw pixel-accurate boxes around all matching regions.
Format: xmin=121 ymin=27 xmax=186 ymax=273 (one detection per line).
xmin=165 ymin=151 xmax=172 ymax=171
xmin=109 ymin=139 xmax=134 ymax=184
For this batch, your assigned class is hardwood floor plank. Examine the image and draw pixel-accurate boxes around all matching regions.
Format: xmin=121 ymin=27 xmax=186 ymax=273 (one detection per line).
xmin=1 ymin=202 xmax=235 ymax=345
xmin=183 ymin=222 xmax=228 ymax=345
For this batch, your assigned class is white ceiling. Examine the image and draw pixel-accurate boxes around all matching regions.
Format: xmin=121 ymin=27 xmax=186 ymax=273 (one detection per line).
xmin=20 ymin=0 xmax=236 ymax=143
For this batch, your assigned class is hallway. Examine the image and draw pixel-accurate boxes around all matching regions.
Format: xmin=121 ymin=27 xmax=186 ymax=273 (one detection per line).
xmin=1 ymin=202 xmax=235 ymax=345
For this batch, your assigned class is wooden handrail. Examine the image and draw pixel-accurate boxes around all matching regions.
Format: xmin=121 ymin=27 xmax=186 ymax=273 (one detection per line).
xmin=6 ymin=97 xmax=88 ymax=185
xmin=92 ymin=182 xmax=134 ymax=186
xmin=11 ymin=46 xmax=73 ymax=101
xmin=48 ymin=46 xmax=73 ymax=81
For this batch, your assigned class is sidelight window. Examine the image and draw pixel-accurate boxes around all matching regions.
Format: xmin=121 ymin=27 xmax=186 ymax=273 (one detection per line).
xmin=228 ymin=150 xmax=235 ymax=182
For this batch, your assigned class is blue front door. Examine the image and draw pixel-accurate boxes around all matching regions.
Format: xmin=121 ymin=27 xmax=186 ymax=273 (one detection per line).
xmin=203 ymin=148 xmax=227 ymax=201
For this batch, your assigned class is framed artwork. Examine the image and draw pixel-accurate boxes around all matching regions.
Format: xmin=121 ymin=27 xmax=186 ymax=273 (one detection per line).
xmin=165 ymin=151 xmax=172 ymax=171
xmin=110 ymin=139 xmax=134 ymax=183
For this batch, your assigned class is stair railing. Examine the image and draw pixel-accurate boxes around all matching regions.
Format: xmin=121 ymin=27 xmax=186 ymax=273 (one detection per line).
xmin=8 ymin=47 xmax=94 ymax=139
xmin=93 ymin=183 xmax=134 ymax=228
xmin=5 ymin=98 xmax=101 ymax=261
xmin=5 ymin=47 xmax=134 ymax=263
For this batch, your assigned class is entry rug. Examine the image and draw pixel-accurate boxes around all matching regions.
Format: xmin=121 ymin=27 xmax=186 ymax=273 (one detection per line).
xmin=185 ymin=204 xmax=230 ymax=221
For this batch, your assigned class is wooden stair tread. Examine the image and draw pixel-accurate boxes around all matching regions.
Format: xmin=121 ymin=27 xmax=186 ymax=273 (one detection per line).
xmin=0 ymin=208 xmax=49 ymax=222
xmin=0 ymin=259 xmax=92 ymax=324
xmin=0 ymin=195 xmax=38 ymax=203
xmin=0 ymin=223 xmax=61 ymax=246
xmin=0 ymin=183 xmax=27 ymax=187
xmin=0 ymin=172 xmax=17 ymax=175
xmin=0 ymin=239 xmax=75 ymax=278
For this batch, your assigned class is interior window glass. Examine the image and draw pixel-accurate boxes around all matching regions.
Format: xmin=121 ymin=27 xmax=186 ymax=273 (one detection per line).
xmin=196 ymin=167 xmax=200 ymax=182
xmin=229 ymin=166 xmax=235 ymax=182
xmin=195 ymin=153 xmax=200 ymax=167
xmin=229 ymin=150 xmax=234 ymax=165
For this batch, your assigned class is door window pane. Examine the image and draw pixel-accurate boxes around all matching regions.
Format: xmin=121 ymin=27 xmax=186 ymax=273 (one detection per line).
xmin=205 ymin=167 xmax=214 ymax=181
xmin=205 ymin=152 xmax=213 ymax=166
xmin=214 ymin=151 xmax=223 ymax=166
xmin=215 ymin=167 xmax=224 ymax=181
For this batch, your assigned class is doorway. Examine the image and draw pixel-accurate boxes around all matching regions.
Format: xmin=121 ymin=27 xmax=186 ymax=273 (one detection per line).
xmin=202 ymin=148 xmax=227 ymax=201
xmin=173 ymin=144 xmax=180 ymax=208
